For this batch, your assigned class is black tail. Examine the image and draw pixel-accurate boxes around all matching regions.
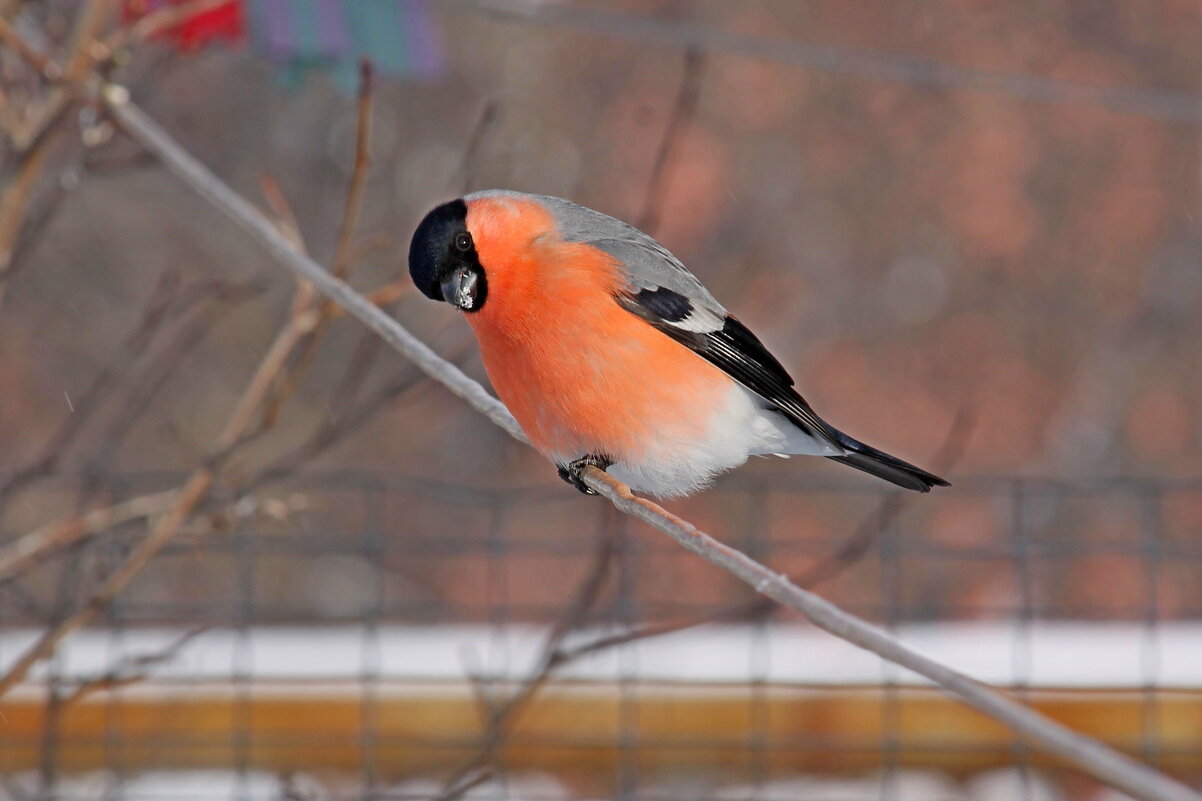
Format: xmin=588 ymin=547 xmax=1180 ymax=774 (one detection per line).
xmin=826 ymin=431 xmax=950 ymax=493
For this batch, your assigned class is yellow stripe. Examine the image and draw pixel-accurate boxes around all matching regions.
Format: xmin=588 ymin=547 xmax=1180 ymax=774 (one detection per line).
xmin=2 ymin=683 xmax=1200 ymax=777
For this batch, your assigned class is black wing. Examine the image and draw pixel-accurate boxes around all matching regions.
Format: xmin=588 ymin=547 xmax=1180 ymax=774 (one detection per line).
xmin=617 ymin=287 xmax=843 ymax=452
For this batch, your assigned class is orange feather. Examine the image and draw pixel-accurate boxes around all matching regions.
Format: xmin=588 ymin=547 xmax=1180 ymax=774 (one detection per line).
xmin=463 ymin=194 xmax=731 ymax=465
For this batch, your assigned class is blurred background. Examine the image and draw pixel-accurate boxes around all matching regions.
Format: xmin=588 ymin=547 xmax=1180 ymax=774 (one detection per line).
xmin=1 ymin=1 xmax=1201 ymax=800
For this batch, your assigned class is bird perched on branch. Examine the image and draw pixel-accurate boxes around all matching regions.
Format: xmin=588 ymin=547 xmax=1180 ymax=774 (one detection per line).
xmin=408 ymin=191 xmax=948 ymax=498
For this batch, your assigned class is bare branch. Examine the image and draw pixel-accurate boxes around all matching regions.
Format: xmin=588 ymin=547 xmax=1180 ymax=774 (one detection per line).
xmin=0 ymin=470 xmax=210 ymax=698
xmin=60 ymin=0 xmax=119 ymax=86
xmin=0 ymin=271 xmax=182 ymax=505
xmin=258 ymin=173 xmax=307 ymax=253
xmin=1 ymin=216 xmax=324 ymax=698
xmin=244 ymin=332 xmax=471 ymax=491
xmin=95 ymin=87 xmax=1202 ymax=801
xmin=493 ymin=406 xmax=976 ymax=702
xmin=0 ymin=138 xmax=56 ymax=305
xmin=0 ymin=0 xmax=119 ymax=306
xmin=0 ymin=359 xmax=283 ymax=696
xmin=0 ymin=490 xmax=178 ymax=585
xmin=0 ymin=64 xmax=408 ymax=696
xmin=264 ymin=62 xmax=377 ymax=425
xmin=59 ymin=625 xmax=211 ymax=706
xmin=0 ymin=16 xmax=62 ymax=82
xmin=106 ymin=87 xmax=522 ymax=437
xmin=434 ymin=523 xmax=616 ymax=801
xmin=331 ymin=60 xmax=374 ymax=282
xmin=75 ymin=280 xmax=260 ymax=491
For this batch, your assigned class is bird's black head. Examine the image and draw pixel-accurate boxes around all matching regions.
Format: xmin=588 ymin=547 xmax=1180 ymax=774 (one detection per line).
xmin=408 ymin=198 xmax=488 ymax=312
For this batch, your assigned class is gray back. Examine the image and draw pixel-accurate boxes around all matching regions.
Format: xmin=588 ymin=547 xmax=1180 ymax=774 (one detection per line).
xmin=466 ymin=190 xmax=727 ymax=316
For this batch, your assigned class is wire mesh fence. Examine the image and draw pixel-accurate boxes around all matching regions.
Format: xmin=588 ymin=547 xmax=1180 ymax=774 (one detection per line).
xmin=2 ymin=470 xmax=1200 ymax=800
xmin=3 ymin=3 xmax=1202 ymax=801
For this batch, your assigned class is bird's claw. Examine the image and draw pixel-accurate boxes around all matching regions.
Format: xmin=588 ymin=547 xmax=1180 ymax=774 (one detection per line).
xmin=558 ymin=454 xmax=612 ymax=495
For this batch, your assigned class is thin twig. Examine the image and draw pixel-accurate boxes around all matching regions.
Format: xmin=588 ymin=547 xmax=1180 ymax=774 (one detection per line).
xmin=331 ymin=61 xmax=374 ymax=282
xmin=104 ymin=88 xmax=524 ymax=440
xmin=258 ymin=173 xmax=307 ymax=252
xmin=0 ymin=306 xmax=302 ymax=695
xmin=75 ymin=279 xmax=262 ymax=489
xmin=0 ymin=490 xmax=178 ymax=585
xmin=12 ymin=0 xmax=115 ymax=153
xmin=0 ymin=271 xmax=182 ymax=504
xmin=59 ymin=625 xmax=212 ymax=706
xmin=245 ymin=333 xmax=471 ymax=489
xmin=97 ymin=87 xmax=1202 ymax=801
xmin=481 ymin=406 xmax=976 ymax=714
xmin=263 ymin=62 xmax=376 ymax=425
xmin=0 ymin=60 xmax=397 ymax=698
xmin=0 ymin=0 xmax=117 ymax=306
xmin=0 ymin=139 xmax=54 ymax=304
xmin=3 ymin=158 xmax=79 ymax=280
xmin=0 ymin=17 xmax=62 ymax=82
xmin=637 ymin=46 xmax=704 ymax=235
xmin=1 ymin=271 xmax=251 ymax=512
xmin=434 ymin=522 xmax=616 ymax=801
xmin=0 ymin=471 xmax=210 ymax=698
xmin=0 ymin=237 xmax=318 ymax=699
xmin=60 ymin=0 xmax=119 ymax=85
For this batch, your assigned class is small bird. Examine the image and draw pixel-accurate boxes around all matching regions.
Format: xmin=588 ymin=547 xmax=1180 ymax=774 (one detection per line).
xmin=408 ymin=191 xmax=948 ymax=498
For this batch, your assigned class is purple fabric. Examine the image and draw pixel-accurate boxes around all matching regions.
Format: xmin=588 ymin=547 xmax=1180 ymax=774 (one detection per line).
xmin=313 ymin=0 xmax=350 ymax=57
xmin=257 ymin=0 xmax=293 ymax=60
xmin=403 ymin=0 xmax=442 ymax=75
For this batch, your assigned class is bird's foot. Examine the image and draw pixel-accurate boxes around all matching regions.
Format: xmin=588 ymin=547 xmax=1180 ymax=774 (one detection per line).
xmin=557 ymin=454 xmax=613 ymax=495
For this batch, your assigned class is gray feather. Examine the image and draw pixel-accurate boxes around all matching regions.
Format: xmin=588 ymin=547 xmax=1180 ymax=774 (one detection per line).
xmin=467 ymin=190 xmax=726 ymax=327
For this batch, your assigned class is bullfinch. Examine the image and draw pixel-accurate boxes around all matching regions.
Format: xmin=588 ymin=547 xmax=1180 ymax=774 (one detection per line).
xmin=408 ymin=191 xmax=949 ymax=498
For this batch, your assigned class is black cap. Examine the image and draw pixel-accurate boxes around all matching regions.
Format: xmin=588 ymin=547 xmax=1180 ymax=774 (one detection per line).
xmin=408 ymin=198 xmax=469 ymax=301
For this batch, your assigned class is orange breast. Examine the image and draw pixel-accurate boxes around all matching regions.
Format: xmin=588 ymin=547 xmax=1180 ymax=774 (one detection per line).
xmin=463 ymin=196 xmax=731 ymax=465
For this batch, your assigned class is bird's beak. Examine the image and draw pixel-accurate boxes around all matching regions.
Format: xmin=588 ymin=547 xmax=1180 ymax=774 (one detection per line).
xmin=440 ymin=267 xmax=479 ymax=310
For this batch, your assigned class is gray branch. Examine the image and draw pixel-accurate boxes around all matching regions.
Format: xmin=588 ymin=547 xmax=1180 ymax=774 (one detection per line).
xmin=100 ymin=84 xmax=1201 ymax=801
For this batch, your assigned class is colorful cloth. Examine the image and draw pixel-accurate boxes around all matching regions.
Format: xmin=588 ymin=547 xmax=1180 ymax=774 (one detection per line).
xmin=248 ymin=0 xmax=443 ymax=88
xmin=122 ymin=0 xmax=246 ymax=49
xmin=122 ymin=0 xmax=443 ymax=88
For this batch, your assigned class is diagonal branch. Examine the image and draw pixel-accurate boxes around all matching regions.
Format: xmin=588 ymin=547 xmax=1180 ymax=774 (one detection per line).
xmin=0 ymin=0 xmax=119 ymax=307
xmin=0 ymin=274 xmax=249 ymax=506
xmin=435 ymin=523 xmax=617 ymax=801
xmin=560 ymin=405 xmax=977 ymax=659
xmin=262 ymin=61 xmax=377 ymax=426
xmin=58 ymin=625 xmax=212 ymax=707
xmin=0 ymin=16 xmax=62 ymax=82
xmin=93 ymin=86 xmax=1202 ymax=801
xmin=0 ymin=280 xmax=319 ymax=698
xmin=104 ymin=86 xmax=525 ymax=438
xmin=0 ymin=490 xmax=178 ymax=585
xmin=331 ymin=60 xmax=374 ymax=283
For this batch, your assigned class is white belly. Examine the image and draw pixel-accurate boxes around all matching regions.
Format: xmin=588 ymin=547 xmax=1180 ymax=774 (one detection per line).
xmin=607 ymin=384 xmax=841 ymax=498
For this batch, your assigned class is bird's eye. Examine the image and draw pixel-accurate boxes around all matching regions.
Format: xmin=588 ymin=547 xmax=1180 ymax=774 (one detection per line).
xmin=454 ymin=232 xmax=472 ymax=252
